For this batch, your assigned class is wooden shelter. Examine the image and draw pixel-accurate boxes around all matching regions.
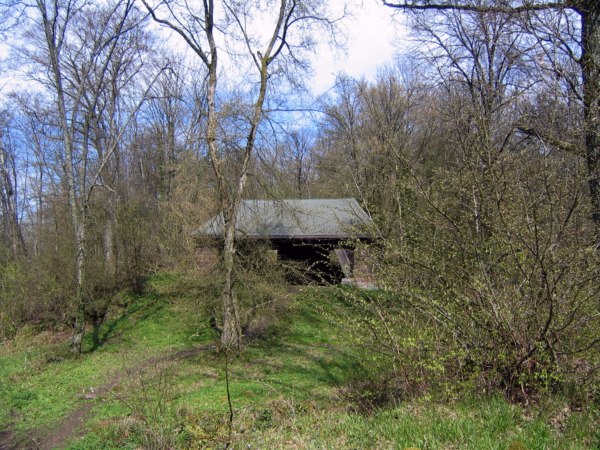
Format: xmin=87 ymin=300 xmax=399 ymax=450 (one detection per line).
xmin=194 ymin=198 xmax=375 ymax=285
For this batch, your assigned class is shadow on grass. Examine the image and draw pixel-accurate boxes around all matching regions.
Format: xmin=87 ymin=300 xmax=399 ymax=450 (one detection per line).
xmin=230 ymin=303 xmax=367 ymax=403
xmin=86 ymin=291 xmax=170 ymax=353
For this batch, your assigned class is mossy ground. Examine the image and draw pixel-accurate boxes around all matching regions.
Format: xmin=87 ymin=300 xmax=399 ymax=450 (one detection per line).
xmin=1 ymin=273 xmax=597 ymax=449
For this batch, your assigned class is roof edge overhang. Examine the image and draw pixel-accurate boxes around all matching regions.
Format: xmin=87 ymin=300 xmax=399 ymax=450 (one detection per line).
xmin=197 ymin=234 xmax=372 ymax=240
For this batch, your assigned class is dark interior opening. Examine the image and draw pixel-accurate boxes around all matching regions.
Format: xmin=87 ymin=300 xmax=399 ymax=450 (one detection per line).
xmin=272 ymin=239 xmax=345 ymax=285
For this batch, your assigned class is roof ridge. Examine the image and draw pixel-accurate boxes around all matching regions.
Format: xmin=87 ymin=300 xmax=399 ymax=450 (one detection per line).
xmin=197 ymin=198 xmax=371 ymax=239
xmin=240 ymin=198 xmax=359 ymax=203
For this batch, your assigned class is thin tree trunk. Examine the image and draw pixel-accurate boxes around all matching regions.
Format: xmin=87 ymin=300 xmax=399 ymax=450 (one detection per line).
xmin=104 ymin=195 xmax=117 ymax=281
xmin=72 ymin=220 xmax=86 ymax=354
xmin=165 ymin=115 xmax=176 ymax=199
xmin=220 ymin=213 xmax=242 ymax=352
xmin=219 ymin=55 xmax=270 ymax=351
xmin=38 ymin=0 xmax=87 ymax=354
xmin=0 ymin=130 xmax=27 ymax=258
xmin=582 ymin=2 xmax=600 ymax=246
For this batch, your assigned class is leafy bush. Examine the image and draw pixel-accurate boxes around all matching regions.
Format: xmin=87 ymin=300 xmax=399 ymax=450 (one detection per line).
xmin=323 ymin=149 xmax=600 ymax=405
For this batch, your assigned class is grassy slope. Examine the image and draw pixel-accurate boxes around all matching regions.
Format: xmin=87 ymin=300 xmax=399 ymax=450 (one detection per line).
xmin=1 ymin=273 xmax=597 ymax=449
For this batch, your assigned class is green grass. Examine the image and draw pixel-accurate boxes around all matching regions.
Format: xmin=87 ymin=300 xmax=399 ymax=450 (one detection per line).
xmin=1 ymin=277 xmax=597 ymax=449
xmin=0 ymin=273 xmax=210 ymax=435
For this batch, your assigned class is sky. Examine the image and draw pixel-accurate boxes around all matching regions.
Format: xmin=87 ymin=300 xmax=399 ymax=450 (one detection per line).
xmin=157 ymin=0 xmax=406 ymax=97
xmin=309 ymin=1 xmax=406 ymax=95
xmin=0 ymin=1 xmax=407 ymax=98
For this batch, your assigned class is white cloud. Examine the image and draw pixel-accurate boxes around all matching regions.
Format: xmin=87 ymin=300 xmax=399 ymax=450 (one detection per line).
xmin=309 ymin=1 xmax=406 ymax=94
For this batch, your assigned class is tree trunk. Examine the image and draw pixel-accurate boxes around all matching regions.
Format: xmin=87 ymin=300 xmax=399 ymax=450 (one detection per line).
xmin=71 ymin=220 xmax=86 ymax=354
xmin=581 ymin=1 xmax=600 ymax=246
xmin=103 ymin=195 xmax=117 ymax=281
xmin=199 ymin=23 xmax=245 ymax=351
xmin=39 ymin=1 xmax=88 ymax=354
xmin=0 ymin=130 xmax=27 ymax=258
xmin=220 ymin=211 xmax=242 ymax=352
xmin=218 ymin=56 xmax=270 ymax=351
xmin=165 ymin=114 xmax=176 ymax=199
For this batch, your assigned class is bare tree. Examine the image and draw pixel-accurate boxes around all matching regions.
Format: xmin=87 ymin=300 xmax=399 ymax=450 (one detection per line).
xmin=22 ymin=0 xmax=159 ymax=353
xmin=383 ymin=1 xmax=600 ymax=246
xmin=0 ymin=113 xmax=27 ymax=259
xmin=143 ymin=60 xmax=189 ymax=201
xmin=276 ymin=128 xmax=317 ymax=198
xmin=318 ymin=69 xmax=429 ymax=237
xmin=408 ymin=6 xmax=532 ymax=239
xmin=142 ymin=0 xmax=339 ymax=352
xmin=82 ymin=4 xmax=155 ymax=284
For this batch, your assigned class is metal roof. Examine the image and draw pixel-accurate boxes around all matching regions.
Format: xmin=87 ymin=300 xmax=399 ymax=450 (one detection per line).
xmin=195 ymin=198 xmax=372 ymax=239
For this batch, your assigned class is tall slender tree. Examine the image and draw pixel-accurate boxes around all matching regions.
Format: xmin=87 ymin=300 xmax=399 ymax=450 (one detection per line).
xmin=0 ymin=114 xmax=27 ymax=259
xmin=142 ymin=0 xmax=339 ymax=352
xmin=25 ymin=0 xmax=158 ymax=353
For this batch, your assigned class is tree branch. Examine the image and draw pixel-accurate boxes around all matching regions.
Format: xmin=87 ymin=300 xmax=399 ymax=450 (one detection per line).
xmin=383 ymin=1 xmax=574 ymax=14
xmin=516 ymin=122 xmax=584 ymax=156
xmin=140 ymin=0 xmax=210 ymax=67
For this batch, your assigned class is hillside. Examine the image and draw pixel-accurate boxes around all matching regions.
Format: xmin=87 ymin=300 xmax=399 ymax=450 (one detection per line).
xmin=0 ymin=273 xmax=596 ymax=449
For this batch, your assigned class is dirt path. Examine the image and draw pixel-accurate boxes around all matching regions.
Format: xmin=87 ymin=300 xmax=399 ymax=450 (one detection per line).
xmin=36 ymin=374 xmax=122 ymax=450
xmin=3 ymin=345 xmax=210 ymax=450
xmin=1 ymin=375 xmax=124 ymax=450
xmin=0 ymin=430 xmax=18 ymax=450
